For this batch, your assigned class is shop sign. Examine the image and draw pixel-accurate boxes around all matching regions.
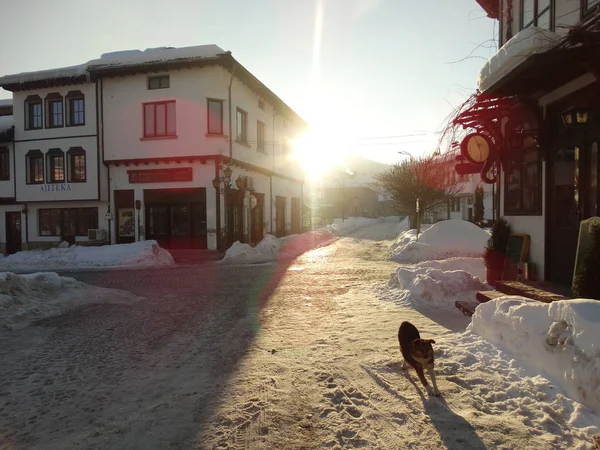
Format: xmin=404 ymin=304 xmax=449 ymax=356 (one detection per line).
xmin=40 ymin=184 xmax=72 ymax=192
xmin=128 ymin=167 xmax=193 ymax=184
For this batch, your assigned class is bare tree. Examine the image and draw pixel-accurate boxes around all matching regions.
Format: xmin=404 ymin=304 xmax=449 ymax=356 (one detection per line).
xmin=376 ymin=153 xmax=464 ymax=226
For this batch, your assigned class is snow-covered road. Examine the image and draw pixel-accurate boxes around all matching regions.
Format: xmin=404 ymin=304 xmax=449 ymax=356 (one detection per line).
xmin=0 ymin=221 xmax=598 ymax=449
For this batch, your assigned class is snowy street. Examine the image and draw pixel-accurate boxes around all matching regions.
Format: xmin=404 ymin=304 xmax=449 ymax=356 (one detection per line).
xmin=1 ymin=220 xmax=599 ymax=449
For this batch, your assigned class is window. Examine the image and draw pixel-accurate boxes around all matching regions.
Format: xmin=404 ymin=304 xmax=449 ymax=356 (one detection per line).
xmin=521 ymin=0 xmax=551 ymax=30
xmin=504 ymin=149 xmax=542 ymax=215
xmin=257 ymin=121 xmax=265 ymax=152
xmin=39 ymin=208 xmax=98 ymax=237
xmin=258 ymin=99 xmax=265 ymax=110
xmin=47 ymin=148 xmax=65 ymax=183
xmin=207 ymin=99 xmax=223 ymax=135
xmin=66 ymin=91 xmax=85 ymax=126
xmin=584 ymin=0 xmax=600 ymax=16
xmin=26 ymin=150 xmax=44 ymax=184
xmin=450 ymin=197 xmax=461 ymax=212
xmin=45 ymin=93 xmax=63 ymax=128
xmin=143 ymin=100 xmax=176 ymax=138
xmin=0 ymin=147 xmax=9 ymax=181
xmin=67 ymin=147 xmax=86 ymax=182
xmin=148 ymin=75 xmax=170 ymax=90
xmin=236 ymin=108 xmax=247 ymax=143
xmin=25 ymin=95 xmax=43 ymax=130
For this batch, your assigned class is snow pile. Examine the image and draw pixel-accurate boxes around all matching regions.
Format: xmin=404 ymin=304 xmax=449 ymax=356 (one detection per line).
xmin=87 ymin=45 xmax=224 ymax=69
xmin=391 ymin=257 xmax=488 ymax=310
xmin=0 ymin=272 xmax=137 ymax=330
xmin=0 ymin=240 xmax=174 ymax=272
xmin=390 ymin=219 xmax=489 ymax=263
xmin=221 ymin=231 xmax=336 ymax=264
xmin=479 ymin=27 xmax=561 ymax=92
xmin=469 ymin=296 xmax=600 ymax=414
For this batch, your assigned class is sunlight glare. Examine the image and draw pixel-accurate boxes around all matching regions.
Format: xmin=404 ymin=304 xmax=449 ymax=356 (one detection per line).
xmin=292 ymin=127 xmax=349 ymax=180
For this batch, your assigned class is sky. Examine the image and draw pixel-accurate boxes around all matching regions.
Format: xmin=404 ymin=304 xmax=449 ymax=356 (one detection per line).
xmin=0 ymin=0 xmax=496 ymax=166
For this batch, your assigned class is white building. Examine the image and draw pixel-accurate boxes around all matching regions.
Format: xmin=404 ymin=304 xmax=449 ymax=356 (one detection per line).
xmin=0 ymin=45 xmax=306 ymax=254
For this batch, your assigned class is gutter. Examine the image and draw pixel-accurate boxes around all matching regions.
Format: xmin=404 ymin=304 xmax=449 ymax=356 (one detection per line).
xmin=228 ymin=60 xmax=237 ymax=159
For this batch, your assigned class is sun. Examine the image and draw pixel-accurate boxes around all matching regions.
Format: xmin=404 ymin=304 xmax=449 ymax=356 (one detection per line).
xmin=292 ymin=128 xmax=349 ymax=180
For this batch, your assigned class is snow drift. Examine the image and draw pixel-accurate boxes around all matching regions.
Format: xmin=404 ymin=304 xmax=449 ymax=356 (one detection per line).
xmin=469 ymin=296 xmax=600 ymax=414
xmin=390 ymin=219 xmax=489 ymax=263
xmin=0 ymin=272 xmax=137 ymax=330
xmin=0 ymin=240 xmax=174 ymax=272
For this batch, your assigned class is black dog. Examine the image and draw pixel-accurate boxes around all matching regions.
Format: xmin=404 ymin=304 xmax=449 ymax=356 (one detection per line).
xmin=398 ymin=321 xmax=440 ymax=396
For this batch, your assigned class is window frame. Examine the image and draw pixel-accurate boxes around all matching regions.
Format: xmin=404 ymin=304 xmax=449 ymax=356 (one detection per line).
xmin=520 ymin=0 xmax=553 ymax=30
xmin=67 ymin=146 xmax=86 ymax=183
xmin=503 ymin=148 xmax=543 ymax=216
xmin=142 ymin=100 xmax=177 ymax=139
xmin=46 ymin=148 xmax=65 ymax=183
xmin=257 ymin=120 xmax=265 ymax=153
xmin=0 ymin=147 xmax=9 ymax=181
xmin=38 ymin=207 xmax=99 ymax=237
xmin=45 ymin=93 xmax=64 ymax=128
xmin=66 ymin=91 xmax=85 ymax=127
xmin=25 ymin=95 xmax=43 ymax=130
xmin=236 ymin=107 xmax=248 ymax=144
xmin=148 ymin=75 xmax=170 ymax=90
xmin=207 ymin=98 xmax=224 ymax=136
xmin=582 ymin=0 xmax=600 ymax=17
xmin=26 ymin=149 xmax=44 ymax=184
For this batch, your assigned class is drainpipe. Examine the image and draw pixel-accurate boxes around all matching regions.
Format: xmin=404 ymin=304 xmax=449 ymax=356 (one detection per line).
xmin=228 ymin=60 xmax=237 ymax=159
xmin=215 ymin=156 xmax=221 ymax=252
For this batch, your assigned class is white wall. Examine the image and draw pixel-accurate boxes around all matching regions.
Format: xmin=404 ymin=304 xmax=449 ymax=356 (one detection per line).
xmin=500 ymin=161 xmax=546 ymax=280
xmin=15 ymin=136 xmax=100 ymax=202
xmin=101 ymin=66 xmax=306 ymax=181
xmin=0 ymin=142 xmax=14 ymax=198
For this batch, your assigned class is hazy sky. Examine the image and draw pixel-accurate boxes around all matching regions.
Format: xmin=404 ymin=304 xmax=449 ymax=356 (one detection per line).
xmin=0 ymin=0 xmax=495 ymax=164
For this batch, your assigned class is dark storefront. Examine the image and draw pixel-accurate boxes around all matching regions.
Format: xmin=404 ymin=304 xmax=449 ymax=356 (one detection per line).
xmin=144 ymin=188 xmax=207 ymax=249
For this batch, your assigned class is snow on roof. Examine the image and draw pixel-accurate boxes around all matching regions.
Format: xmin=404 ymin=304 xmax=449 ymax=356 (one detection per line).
xmin=0 ymin=64 xmax=87 ymax=87
xmin=86 ymin=45 xmax=225 ymax=70
xmin=478 ymin=27 xmax=561 ymax=92
xmin=0 ymin=45 xmax=225 ymax=87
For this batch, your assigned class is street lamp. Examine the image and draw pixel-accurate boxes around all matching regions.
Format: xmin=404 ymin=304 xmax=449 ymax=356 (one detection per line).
xmin=212 ymin=166 xmax=233 ymax=251
xmin=398 ymin=150 xmax=411 ymax=158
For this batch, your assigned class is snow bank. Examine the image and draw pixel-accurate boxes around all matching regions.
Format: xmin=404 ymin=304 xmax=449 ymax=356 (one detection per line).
xmin=318 ymin=216 xmax=408 ymax=240
xmin=0 ymin=240 xmax=174 ymax=272
xmin=0 ymin=272 xmax=136 ymax=330
xmin=220 ymin=231 xmax=335 ymax=264
xmin=391 ymin=257 xmax=488 ymax=310
xmin=390 ymin=219 xmax=489 ymax=263
xmin=469 ymin=296 xmax=600 ymax=414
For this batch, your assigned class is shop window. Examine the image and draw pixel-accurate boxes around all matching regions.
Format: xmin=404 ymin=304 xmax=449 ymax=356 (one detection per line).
xmin=39 ymin=208 xmax=98 ymax=237
xmin=504 ymin=148 xmax=542 ymax=215
xmin=46 ymin=148 xmax=65 ymax=183
xmin=0 ymin=147 xmax=9 ymax=181
xmin=67 ymin=147 xmax=86 ymax=182
xmin=45 ymin=93 xmax=64 ymax=128
xmin=66 ymin=91 xmax=85 ymax=126
xmin=25 ymin=95 xmax=43 ymax=130
xmin=26 ymin=149 xmax=44 ymax=184
xmin=207 ymin=99 xmax=223 ymax=135
xmin=143 ymin=100 xmax=176 ymax=138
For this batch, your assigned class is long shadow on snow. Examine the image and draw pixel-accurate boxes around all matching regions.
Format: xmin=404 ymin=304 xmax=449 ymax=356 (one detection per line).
xmin=8 ymin=233 xmax=337 ymax=449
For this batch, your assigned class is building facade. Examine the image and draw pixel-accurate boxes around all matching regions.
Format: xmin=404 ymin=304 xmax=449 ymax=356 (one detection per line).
xmin=0 ymin=45 xmax=306 ymax=254
xmin=458 ymin=1 xmax=600 ymax=284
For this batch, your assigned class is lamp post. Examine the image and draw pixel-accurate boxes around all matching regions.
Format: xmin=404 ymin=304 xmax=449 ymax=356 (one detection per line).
xmin=212 ymin=166 xmax=233 ymax=251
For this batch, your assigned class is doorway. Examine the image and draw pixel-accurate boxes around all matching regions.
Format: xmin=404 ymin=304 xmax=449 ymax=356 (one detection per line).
xmin=5 ymin=211 xmax=21 ymax=255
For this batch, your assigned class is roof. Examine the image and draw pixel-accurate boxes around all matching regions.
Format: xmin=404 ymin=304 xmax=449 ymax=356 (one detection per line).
xmin=0 ymin=45 xmax=306 ymax=126
xmin=475 ymin=0 xmax=499 ymax=19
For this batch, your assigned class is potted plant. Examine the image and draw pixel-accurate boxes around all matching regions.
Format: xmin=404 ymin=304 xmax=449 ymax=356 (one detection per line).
xmin=483 ymin=217 xmax=511 ymax=284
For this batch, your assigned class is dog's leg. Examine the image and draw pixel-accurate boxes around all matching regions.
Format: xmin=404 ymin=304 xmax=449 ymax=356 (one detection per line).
xmin=401 ymin=359 xmax=408 ymax=370
xmin=415 ymin=366 xmax=432 ymax=394
xmin=428 ymin=369 xmax=441 ymax=396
